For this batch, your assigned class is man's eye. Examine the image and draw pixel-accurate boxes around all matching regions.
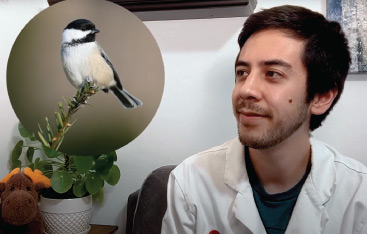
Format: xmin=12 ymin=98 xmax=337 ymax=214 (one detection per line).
xmin=266 ymin=71 xmax=282 ymax=79
xmin=236 ymin=70 xmax=248 ymax=77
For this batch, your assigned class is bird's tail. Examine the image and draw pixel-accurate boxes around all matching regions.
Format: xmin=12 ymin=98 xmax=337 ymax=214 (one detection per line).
xmin=110 ymin=86 xmax=142 ymax=109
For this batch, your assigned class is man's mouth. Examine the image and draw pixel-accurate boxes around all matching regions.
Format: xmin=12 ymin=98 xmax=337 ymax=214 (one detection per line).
xmin=241 ymin=111 xmax=268 ymax=117
xmin=239 ymin=112 xmax=268 ymax=125
xmin=237 ymin=106 xmax=271 ymax=124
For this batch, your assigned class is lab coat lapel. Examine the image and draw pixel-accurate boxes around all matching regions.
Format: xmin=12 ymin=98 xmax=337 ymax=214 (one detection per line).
xmin=233 ymin=191 xmax=267 ymax=234
xmin=286 ymin=137 xmax=336 ymax=234
xmin=224 ymin=138 xmax=267 ymax=234
xmin=285 ymin=181 xmax=329 ymax=234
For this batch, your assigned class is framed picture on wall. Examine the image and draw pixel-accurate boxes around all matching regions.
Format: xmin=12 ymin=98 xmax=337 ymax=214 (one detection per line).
xmin=326 ymin=0 xmax=367 ymax=73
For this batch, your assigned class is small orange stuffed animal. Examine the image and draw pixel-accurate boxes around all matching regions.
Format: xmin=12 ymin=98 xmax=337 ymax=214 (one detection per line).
xmin=0 ymin=168 xmax=50 ymax=234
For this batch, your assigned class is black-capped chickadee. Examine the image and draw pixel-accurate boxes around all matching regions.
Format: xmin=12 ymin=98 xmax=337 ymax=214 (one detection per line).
xmin=61 ymin=19 xmax=142 ymax=109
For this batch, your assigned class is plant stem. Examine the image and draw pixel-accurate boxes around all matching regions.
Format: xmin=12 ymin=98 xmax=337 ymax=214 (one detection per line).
xmin=50 ymin=105 xmax=77 ymax=150
xmin=64 ymin=153 xmax=70 ymax=171
xmin=42 ymin=81 xmax=99 ymax=150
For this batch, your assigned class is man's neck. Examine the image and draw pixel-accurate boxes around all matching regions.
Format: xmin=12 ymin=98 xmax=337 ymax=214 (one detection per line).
xmin=248 ymin=128 xmax=311 ymax=194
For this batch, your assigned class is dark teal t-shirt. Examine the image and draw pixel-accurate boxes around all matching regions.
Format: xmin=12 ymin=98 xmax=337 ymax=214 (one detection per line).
xmin=245 ymin=147 xmax=311 ymax=234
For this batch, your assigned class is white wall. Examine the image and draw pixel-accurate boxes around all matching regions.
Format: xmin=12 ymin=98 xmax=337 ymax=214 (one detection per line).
xmin=1 ymin=1 xmax=367 ymax=234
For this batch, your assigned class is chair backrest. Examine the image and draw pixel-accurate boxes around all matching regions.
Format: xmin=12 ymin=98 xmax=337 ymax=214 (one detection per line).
xmin=126 ymin=165 xmax=176 ymax=234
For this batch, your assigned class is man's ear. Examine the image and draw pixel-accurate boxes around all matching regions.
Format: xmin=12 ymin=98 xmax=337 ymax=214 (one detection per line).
xmin=310 ymin=89 xmax=338 ymax=115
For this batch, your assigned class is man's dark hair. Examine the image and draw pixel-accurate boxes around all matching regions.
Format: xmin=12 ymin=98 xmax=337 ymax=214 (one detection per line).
xmin=237 ymin=5 xmax=351 ymax=131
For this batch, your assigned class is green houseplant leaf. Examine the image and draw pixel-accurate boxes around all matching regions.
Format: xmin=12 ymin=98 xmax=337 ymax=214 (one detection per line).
xmin=73 ymin=179 xmax=87 ymax=197
xmin=92 ymin=188 xmax=104 ymax=204
xmin=86 ymin=172 xmax=104 ymax=195
xmin=43 ymin=145 xmax=61 ymax=158
xmin=18 ymin=122 xmax=37 ymax=141
xmin=106 ymin=165 xmax=120 ymax=186
xmin=108 ymin=151 xmax=117 ymax=161
xmin=75 ymin=156 xmax=94 ymax=174
xmin=95 ymin=154 xmax=114 ymax=176
xmin=35 ymin=160 xmax=54 ymax=178
xmin=12 ymin=160 xmax=21 ymax=170
xmin=51 ymin=171 xmax=73 ymax=193
xmin=11 ymin=140 xmax=23 ymax=163
xmin=26 ymin=147 xmax=35 ymax=163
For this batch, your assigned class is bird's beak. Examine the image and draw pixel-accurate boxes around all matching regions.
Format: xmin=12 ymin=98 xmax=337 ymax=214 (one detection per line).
xmin=93 ymin=28 xmax=100 ymax=34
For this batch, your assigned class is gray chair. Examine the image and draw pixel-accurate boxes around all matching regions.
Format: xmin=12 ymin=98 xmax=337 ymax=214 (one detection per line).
xmin=126 ymin=165 xmax=176 ymax=234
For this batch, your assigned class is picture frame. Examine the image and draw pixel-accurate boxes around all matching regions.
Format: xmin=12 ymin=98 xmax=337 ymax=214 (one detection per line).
xmin=326 ymin=0 xmax=367 ymax=73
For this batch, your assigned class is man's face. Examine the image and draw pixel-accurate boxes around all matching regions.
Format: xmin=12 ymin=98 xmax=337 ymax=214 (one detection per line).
xmin=232 ymin=29 xmax=311 ymax=149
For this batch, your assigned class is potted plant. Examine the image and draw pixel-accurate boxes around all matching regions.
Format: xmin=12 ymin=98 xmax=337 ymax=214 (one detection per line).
xmin=9 ymin=82 xmax=121 ymax=234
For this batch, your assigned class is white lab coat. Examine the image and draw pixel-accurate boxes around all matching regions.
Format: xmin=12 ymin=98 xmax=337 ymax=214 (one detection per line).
xmin=161 ymin=138 xmax=367 ymax=234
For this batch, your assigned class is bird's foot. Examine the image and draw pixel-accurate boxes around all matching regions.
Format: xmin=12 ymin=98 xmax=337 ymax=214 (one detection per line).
xmin=71 ymin=96 xmax=87 ymax=108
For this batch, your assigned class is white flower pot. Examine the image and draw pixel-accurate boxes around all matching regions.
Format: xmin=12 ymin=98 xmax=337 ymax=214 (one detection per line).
xmin=40 ymin=195 xmax=92 ymax=234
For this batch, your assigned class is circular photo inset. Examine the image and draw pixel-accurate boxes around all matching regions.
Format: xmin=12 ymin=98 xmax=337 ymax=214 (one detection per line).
xmin=7 ymin=0 xmax=164 ymax=156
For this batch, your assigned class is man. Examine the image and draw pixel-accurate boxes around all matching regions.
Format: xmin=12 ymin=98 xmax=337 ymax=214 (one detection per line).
xmin=161 ymin=5 xmax=367 ymax=234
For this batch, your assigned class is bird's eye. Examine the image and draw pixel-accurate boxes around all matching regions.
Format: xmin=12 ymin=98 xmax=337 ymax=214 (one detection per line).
xmin=10 ymin=187 xmax=15 ymax=191
xmin=26 ymin=186 xmax=31 ymax=191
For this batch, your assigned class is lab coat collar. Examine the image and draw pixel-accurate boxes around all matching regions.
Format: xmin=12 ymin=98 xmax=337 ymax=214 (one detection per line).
xmin=224 ymin=138 xmax=266 ymax=233
xmin=224 ymin=137 xmax=336 ymax=233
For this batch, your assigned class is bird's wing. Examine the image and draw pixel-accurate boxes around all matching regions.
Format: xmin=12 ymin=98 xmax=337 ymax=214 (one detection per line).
xmin=98 ymin=44 xmax=123 ymax=90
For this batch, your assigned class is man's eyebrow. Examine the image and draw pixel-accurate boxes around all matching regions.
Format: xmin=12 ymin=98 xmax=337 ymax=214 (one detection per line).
xmin=235 ymin=59 xmax=292 ymax=69
xmin=235 ymin=60 xmax=250 ymax=67
xmin=261 ymin=59 xmax=292 ymax=69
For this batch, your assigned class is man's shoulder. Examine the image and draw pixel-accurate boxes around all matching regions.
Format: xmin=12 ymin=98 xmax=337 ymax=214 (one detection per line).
xmin=334 ymin=153 xmax=367 ymax=175
xmin=312 ymin=137 xmax=367 ymax=175
xmin=171 ymin=138 xmax=240 ymax=177
xmin=182 ymin=138 xmax=239 ymax=164
xmin=196 ymin=138 xmax=236 ymax=156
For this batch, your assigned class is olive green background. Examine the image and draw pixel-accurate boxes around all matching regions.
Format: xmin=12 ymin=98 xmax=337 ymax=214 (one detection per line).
xmin=7 ymin=0 xmax=164 ymax=156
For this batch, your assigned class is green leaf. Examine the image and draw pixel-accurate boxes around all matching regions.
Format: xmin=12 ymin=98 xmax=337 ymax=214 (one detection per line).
xmin=86 ymin=172 xmax=103 ymax=195
xmin=108 ymin=151 xmax=118 ymax=161
xmin=35 ymin=161 xmax=53 ymax=178
xmin=51 ymin=171 xmax=73 ymax=194
xmin=18 ymin=122 xmax=30 ymax=137
xmin=73 ymin=179 xmax=87 ymax=197
xmin=28 ymin=163 xmax=35 ymax=170
xmin=42 ymin=145 xmax=61 ymax=158
xmin=74 ymin=156 xmax=94 ymax=174
xmin=92 ymin=188 xmax=104 ymax=204
xmin=55 ymin=111 xmax=64 ymax=130
xmin=38 ymin=131 xmax=49 ymax=147
xmin=18 ymin=123 xmax=36 ymax=140
xmin=106 ymin=165 xmax=120 ymax=186
xmin=26 ymin=147 xmax=35 ymax=163
xmin=45 ymin=117 xmax=54 ymax=142
xmin=95 ymin=154 xmax=114 ymax=176
xmin=11 ymin=160 xmax=21 ymax=169
xmin=11 ymin=140 xmax=23 ymax=163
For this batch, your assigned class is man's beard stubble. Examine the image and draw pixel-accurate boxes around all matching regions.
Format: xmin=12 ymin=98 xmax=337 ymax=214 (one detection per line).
xmin=237 ymin=101 xmax=309 ymax=149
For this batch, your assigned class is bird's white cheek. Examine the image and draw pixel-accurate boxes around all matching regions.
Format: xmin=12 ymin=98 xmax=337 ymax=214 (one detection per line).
xmin=62 ymin=29 xmax=91 ymax=43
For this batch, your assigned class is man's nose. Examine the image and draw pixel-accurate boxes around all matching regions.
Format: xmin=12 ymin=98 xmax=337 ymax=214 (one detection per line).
xmin=238 ymin=72 xmax=263 ymax=101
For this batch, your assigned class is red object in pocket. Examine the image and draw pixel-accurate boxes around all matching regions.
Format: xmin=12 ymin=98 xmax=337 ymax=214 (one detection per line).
xmin=209 ymin=230 xmax=220 ymax=234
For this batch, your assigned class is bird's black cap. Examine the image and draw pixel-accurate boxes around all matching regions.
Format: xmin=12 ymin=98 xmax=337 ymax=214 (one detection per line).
xmin=65 ymin=19 xmax=97 ymax=31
